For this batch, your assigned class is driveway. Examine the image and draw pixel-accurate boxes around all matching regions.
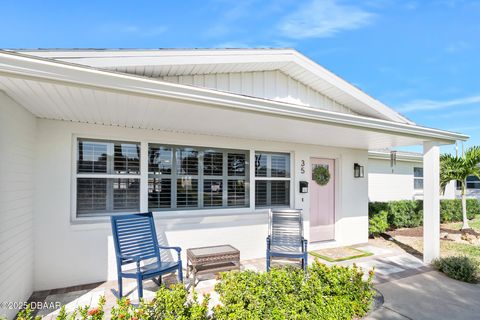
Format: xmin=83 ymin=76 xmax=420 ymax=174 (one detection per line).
xmin=368 ymin=270 xmax=480 ymax=320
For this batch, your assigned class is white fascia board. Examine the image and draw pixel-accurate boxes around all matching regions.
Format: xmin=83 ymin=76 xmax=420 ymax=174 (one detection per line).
xmin=17 ymin=49 xmax=295 ymax=67
xmin=18 ymin=49 xmax=413 ymax=124
xmin=0 ymin=50 xmax=469 ymax=144
xmin=368 ymin=151 xmax=423 ymax=163
xmin=290 ymin=51 xmax=413 ymax=125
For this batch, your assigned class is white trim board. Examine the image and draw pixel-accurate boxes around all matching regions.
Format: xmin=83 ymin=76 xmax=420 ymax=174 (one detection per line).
xmin=0 ymin=51 xmax=468 ymax=146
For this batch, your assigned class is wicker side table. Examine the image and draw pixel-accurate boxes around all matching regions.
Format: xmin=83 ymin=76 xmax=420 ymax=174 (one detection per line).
xmin=186 ymin=244 xmax=240 ymax=286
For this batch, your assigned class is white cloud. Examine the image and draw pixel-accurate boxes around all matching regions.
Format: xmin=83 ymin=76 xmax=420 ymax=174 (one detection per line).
xmin=397 ymin=95 xmax=480 ymax=112
xmin=204 ymin=0 xmax=257 ymax=38
xmin=279 ymin=0 xmax=375 ymax=38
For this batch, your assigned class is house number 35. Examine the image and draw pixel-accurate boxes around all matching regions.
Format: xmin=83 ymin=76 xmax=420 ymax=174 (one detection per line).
xmin=300 ymin=160 xmax=305 ymax=174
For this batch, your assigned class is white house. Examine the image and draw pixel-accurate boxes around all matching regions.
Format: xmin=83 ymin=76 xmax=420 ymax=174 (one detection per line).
xmin=368 ymin=150 xmax=457 ymax=201
xmin=0 ymin=48 xmax=468 ymax=319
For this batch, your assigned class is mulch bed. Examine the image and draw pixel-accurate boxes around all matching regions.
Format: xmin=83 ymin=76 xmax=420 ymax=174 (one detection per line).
xmin=387 ymin=225 xmax=480 ymax=238
xmin=387 ymin=227 xmax=423 ymax=238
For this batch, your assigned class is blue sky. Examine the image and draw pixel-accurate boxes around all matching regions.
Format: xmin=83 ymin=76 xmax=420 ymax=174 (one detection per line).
xmin=1 ymin=0 xmax=479 ymax=153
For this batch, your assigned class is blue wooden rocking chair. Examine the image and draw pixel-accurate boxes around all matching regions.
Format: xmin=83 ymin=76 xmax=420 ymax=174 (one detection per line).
xmin=110 ymin=212 xmax=183 ymax=299
xmin=266 ymin=209 xmax=308 ymax=271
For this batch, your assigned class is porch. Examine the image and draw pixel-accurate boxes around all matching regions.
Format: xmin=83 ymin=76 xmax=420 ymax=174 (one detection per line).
xmin=28 ymin=239 xmax=428 ymax=319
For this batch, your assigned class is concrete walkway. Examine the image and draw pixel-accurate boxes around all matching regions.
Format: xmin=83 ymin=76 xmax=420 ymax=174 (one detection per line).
xmin=368 ymin=271 xmax=480 ymax=320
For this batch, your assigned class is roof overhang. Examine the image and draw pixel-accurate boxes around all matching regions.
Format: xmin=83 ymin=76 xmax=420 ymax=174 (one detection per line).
xmin=368 ymin=151 xmax=423 ymax=162
xmin=17 ymin=48 xmax=413 ymax=124
xmin=0 ymin=51 xmax=468 ymax=149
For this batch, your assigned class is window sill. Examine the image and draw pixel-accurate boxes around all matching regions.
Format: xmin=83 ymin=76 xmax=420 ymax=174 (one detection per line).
xmin=70 ymin=207 xmax=269 ymax=228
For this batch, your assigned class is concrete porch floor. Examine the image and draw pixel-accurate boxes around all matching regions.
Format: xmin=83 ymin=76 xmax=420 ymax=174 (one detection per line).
xmin=27 ymin=239 xmax=438 ymax=319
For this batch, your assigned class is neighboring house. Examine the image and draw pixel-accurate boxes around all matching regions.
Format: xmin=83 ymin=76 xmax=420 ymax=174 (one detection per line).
xmin=0 ymin=48 xmax=468 ymax=319
xmin=368 ymin=150 xmax=457 ymax=201
xmin=458 ymin=174 xmax=480 ymax=199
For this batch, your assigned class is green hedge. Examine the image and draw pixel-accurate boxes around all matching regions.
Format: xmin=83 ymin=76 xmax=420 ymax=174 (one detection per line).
xmin=440 ymin=199 xmax=480 ymax=222
xmin=214 ymin=261 xmax=375 ymax=320
xmin=369 ymin=199 xmax=480 ymax=231
xmin=369 ymin=210 xmax=389 ymax=236
xmin=16 ymin=262 xmax=375 ymax=320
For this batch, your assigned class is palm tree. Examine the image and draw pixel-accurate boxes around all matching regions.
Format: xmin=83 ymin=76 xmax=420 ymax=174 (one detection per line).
xmin=440 ymin=146 xmax=480 ymax=230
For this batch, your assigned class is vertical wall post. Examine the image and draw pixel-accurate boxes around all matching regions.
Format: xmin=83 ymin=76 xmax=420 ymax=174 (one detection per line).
xmin=423 ymin=141 xmax=440 ymax=263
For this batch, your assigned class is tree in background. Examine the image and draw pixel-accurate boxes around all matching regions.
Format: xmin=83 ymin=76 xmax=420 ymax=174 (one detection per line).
xmin=440 ymin=146 xmax=480 ymax=230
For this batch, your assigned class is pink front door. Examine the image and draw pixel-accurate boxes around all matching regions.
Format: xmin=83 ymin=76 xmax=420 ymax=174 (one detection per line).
xmin=309 ymin=158 xmax=335 ymax=242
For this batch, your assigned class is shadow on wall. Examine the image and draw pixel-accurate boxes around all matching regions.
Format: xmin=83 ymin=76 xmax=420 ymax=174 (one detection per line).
xmin=106 ymin=212 xmax=270 ymax=280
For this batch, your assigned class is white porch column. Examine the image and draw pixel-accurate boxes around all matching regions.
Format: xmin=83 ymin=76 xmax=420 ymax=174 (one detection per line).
xmin=423 ymin=141 xmax=440 ymax=263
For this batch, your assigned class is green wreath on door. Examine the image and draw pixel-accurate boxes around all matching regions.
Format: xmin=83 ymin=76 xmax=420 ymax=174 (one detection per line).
xmin=312 ymin=166 xmax=330 ymax=186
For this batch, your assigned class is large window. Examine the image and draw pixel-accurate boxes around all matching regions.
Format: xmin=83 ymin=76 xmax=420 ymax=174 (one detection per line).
xmin=76 ymin=139 xmax=141 ymax=216
xmin=255 ymin=152 xmax=291 ymax=208
xmin=413 ymin=167 xmax=423 ymax=190
xmin=148 ymin=144 xmax=249 ymax=210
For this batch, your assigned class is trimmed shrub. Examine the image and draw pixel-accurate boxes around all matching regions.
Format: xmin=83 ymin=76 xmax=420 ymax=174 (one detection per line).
xmin=369 ymin=202 xmax=389 ymax=217
xmin=388 ymin=200 xmax=422 ymax=228
xmin=467 ymin=198 xmax=480 ymax=216
xmin=16 ymin=264 xmax=374 ymax=320
xmin=369 ymin=210 xmax=389 ymax=236
xmin=432 ymin=256 xmax=478 ymax=283
xmin=440 ymin=199 xmax=478 ymax=222
xmin=440 ymin=199 xmax=461 ymax=223
xmin=368 ymin=199 xmax=480 ymax=230
xmin=214 ymin=260 xmax=375 ymax=320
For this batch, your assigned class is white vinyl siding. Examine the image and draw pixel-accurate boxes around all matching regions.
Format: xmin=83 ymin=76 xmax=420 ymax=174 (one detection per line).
xmin=368 ymin=158 xmax=418 ymax=201
xmin=0 ymin=92 xmax=36 ymax=319
xmin=159 ymin=70 xmax=357 ymax=115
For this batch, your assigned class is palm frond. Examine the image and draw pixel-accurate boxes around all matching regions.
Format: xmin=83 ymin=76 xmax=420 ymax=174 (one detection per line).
xmin=440 ymin=154 xmax=466 ymax=193
xmin=464 ymin=146 xmax=480 ymax=170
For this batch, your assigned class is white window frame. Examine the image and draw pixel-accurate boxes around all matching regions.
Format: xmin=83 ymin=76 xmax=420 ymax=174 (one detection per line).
xmin=254 ymin=151 xmax=293 ymax=209
xmin=72 ymin=137 xmax=142 ymax=219
xmin=71 ymin=134 xmax=296 ymax=223
xmin=413 ymin=167 xmax=423 ymax=191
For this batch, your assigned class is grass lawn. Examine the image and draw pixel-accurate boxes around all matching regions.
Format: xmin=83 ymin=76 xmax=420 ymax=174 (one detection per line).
xmin=447 ymin=218 xmax=480 ymax=232
xmin=387 ymin=216 xmax=480 ymax=264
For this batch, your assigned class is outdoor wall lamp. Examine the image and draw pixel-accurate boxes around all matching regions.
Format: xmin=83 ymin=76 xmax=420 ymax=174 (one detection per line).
xmin=354 ymin=163 xmax=364 ymax=178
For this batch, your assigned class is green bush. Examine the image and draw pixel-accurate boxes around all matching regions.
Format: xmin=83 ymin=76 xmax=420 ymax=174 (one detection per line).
xmin=440 ymin=200 xmax=460 ymax=223
xmin=214 ymin=260 xmax=375 ymax=320
xmin=369 ymin=210 xmax=389 ymax=236
xmin=369 ymin=199 xmax=480 ymax=230
xmin=440 ymin=199 xmax=478 ymax=222
xmin=369 ymin=202 xmax=389 ymax=217
xmin=388 ymin=200 xmax=422 ymax=228
xmin=47 ymin=285 xmax=209 ymax=320
xmin=16 ymin=264 xmax=374 ymax=320
xmin=432 ymin=256 xmax=478 ymax=283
